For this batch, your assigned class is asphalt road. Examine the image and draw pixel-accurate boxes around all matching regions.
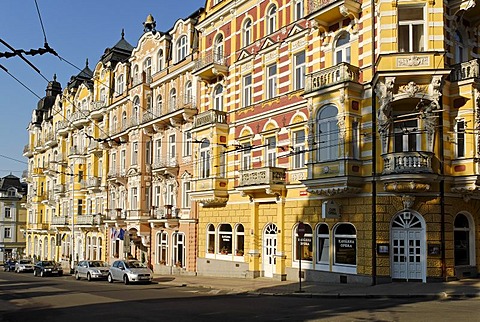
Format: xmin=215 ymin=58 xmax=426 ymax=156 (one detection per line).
xmin=0 ymin=271 xmax=479 ymax=322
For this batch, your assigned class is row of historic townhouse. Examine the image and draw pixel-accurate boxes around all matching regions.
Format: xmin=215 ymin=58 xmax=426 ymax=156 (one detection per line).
xmin=23 ymin=0 xmax=480 ymax=283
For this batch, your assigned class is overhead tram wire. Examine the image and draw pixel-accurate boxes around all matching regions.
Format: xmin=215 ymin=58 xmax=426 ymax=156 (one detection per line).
xmin=0 ymin=64 xmax=42 ymax=99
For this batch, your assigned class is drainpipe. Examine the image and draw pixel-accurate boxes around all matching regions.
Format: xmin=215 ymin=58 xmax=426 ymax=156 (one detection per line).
xmin=371 ymin=0 xmax=377 ymax=286
xmin=439 ymin=93 xmax=446 ymax=280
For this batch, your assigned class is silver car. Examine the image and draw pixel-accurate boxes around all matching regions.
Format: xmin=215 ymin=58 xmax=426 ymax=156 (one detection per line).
xmin=75 ymin=260 xmax=110 ymax=281
xmin=107 ymin=260 xmax=153 ymax=285
xmin=15 ymin=259 xmax=33 ymax=273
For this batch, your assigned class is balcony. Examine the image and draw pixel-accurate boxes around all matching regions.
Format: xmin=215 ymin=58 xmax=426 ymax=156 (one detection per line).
xmin=69 ymin=145 xmax=86 ymax=158
xmin=236 ymin=167 xmax=287 ymax=200
xmin=450 ymin=59 xmax=479 ymax=82
xmin=76 ymin=214 xmax=103 ymax=226
xmin=30 ymin=223 xmax=49 ymax=230
xmin=190 ymin=177 xmax=229 ymax=207
xmin=45 ymin=132 xmax=57 ymax=148
xmin=107 ymin=168 xmax=127 ymax=185
xmin=148 ymin=206 xmax=180 ymax=229
xmin=307 ymin=0 xmax=361 ymax=27
xmin=71 ymin=109 xmax=90 ymax=128
xmin=23 ymin=144 xmax=33 ymax=157
xmin=193 ymin=52 xmax=228 ymax=82
xmin=304 ymin=63 xmax=360 ymax=95
xmin=51 ymin=216 xmax=69 ymax=226
xmin=106 ymin=209 xmax=126 ymax=221
xmin=56 ymin=120 xmax=70 ymax=137
xmin=193 ymin=110 xmax=227 ymax=130
xmin=152 ymin=155 xmax=179 ymax=177
xmin=54 ymin=183 xmax=66 ymax=195
xmin=87 ymin=140 xmax=103 ymax=157
xmin=90 ymin=101 xmax=107 ymax=120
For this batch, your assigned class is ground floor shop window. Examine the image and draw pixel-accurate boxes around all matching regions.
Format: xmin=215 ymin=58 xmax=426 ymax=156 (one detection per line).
xmin=207 ymin=224 xmax=215 ymax=254
xmin=454 ymin=213 xmax=474 ymax=266
xmin=316 ymin=223 xmax=330 ymax=266
xmin=333 ymin=223 xmax=357 ymax=271
xmin=235 ymin=224 xmax=244 ymax=256
xmin=294 ymin=223 xmax=313 ymax=265
xmin=218 ymin=224 xmax=232 ymax=255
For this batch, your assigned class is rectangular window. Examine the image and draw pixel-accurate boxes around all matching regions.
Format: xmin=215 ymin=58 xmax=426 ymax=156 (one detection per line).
xmin=398 ymin=7 xmax=425 ymax=52
xmin=5 ymin=208 xmax=11 ymax=219
xmin=77 ymin=199 xmax=83 ymax=216
xmin=267 ymin=64 xmax=277 ymax=99
xmin=200 ymin=146 xmax=211 ymax=178
xmin=352 ymin=121 xmax=360 ymax=159
xmin=456 ymin=120 xmax=465 ymax=158
xmin=265 ymin=137 xmax=277 ymax=167
xmin=132 ymin=142 xmax=138 ymax=165
xmin=4 ymin=227 xmax=11 ymax=239
xmin=145 ymin=186 xmax=151 ymax=210
xmin=155 ymin=139 xmax=162 ymax=163
xmin=165 ymin=184 xmax=175 ymax=207
xmin=242 ymin=142 xmax=252 ymax=170
xmin=169 ymin=134 xmax=176 ymax=159
xmin=294 ymin=0 xmax=304 ymax=20
xmin=131 ymin=187 xmax=138 ymax=210
xmin=120 ymin=150 xmax=126 ymax=172
xmin=145 ymin=140 xmax=152 ymax=165
xmin=182 ymin=181 xmax=191 ymax=209
xmin=219 ymin=147 xmax=226 ymax=178
xmin=293 ymin=130 xmax=305 ymax=169
xmin=154 ymin=186 xmax=161 ymax=207
xmin=294 ymin=51 xmax=306 ymax=90
xmin=394 ymin=119 xmax=419 ymax=152
xmin=243 ymin=74 xmax=252 ymax=107
xmin=183 ymin=131 xmax=192 ymax=157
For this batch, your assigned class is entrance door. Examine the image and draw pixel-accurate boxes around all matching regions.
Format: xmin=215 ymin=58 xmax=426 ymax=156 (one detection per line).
xmin=391 ymin=211 xmax=425 ymax=282
xmin=263 ymin=223 xmax=278 ymax=278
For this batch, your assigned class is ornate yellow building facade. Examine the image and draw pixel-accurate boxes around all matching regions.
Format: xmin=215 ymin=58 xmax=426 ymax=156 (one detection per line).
xmin=24 ymin=0 xmax=480 ymax=283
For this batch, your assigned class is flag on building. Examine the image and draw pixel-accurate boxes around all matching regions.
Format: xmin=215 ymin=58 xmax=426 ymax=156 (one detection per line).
xmin=118 ymin=228 xmax=125 ymax=240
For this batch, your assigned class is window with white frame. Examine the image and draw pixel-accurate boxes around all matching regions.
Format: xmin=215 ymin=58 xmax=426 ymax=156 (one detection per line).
xmin=173 ymin=232 xmax=185 ymax=267
xmin=132 ymin=141 xmax=138 ymax=165
xmin=294 ymin=223 xmax=313 ymax=262
xmin=145 ymin=140 xmax=151 ymax=164
xmin=120 ymin=150 xmax=126 ymax=172
xmin=182 ymin=180 xmax=191 ymax=208
xmin=157 ymin=231 xmax=168 ymax=265
xmin=176 ymin=35 xmax=188 ymax=62
xmin=243 ymin=19 xmax=252 ymax=47
xmin=144 ymin=57 xmax=152 ymax=82
xmin=218 ymin=224 xmax=232 ymax=255
xmin=145 ymin=186 xmax=151 ymax=210
xmin=155 ymin=139 xmax=162 ymax=163
xmin=130 ymin=187 xmax=138 ymax=210
xmin=4 ymin=227 xmax=11 ymax=239
xmin=393 ymin=119 xmax=420 ymax=153
xmin=154 ymin=186 xmax=161 ymax=208
xmin=100 ymin=88 xmax=106 ymax=103
xmin=117 ymin=74 xmax=124 ymax=94
xmin=133 ymin=64 xmax=140 ymax=85
xmin=266 ymin=64 xmax=277 ymax=99
xmin=183 ymin=131 xmax=192 ymax=157
xmin=169 ymin=88 xmax=177 ymax=111
xmin=317 ymin=105 xmax=339 ymax=161
xmin=157 ymin=49 xmax=164 ymax=72
xmin=243 ymin=74 xmax=252 ymax=107
xmin=316 ymin=224 xmax=330 ymax=265
xmin=5 ymin=207 xmax=11 ymax=219
xmin=207 ymin=224 xmax=215 ymax=254
xmin=169 ymin=134 xmax=176 ymax=161
xmin=133 ymin=96 xmax=140 ymax=121
xmin=214 ymin=34 xmax=224 ymax=63
xmin=165 ymin=183 xmax=175 ymax=207
xmin=266 ymin=5 xmax=277 ymax=34
xmin=334 ymin=33 xmax=351 ymax=64
xmin=265 ymin=136 xmax=277 ymax=167
xmin=293 ymin=129 xmax=305 ymax=169
xmin=294 ymin=0 xmax=304 ymax=20
xmin=456 ymin=119 xmax=465 ymax=158
xmin=199 ymin=140 xmax=211 ymax=178
xmin=213 ymin=84 xmax=223 ymax=111
xmin=122 ymin=111 xmax=127 ymax=128
xmin=184 ymin=81 xmax=193 ymax=105
xmin=398 ymin=6 xmax=425 ymax=52
xmin=156 ymin=95 xmax=163 ymax=114
xmin=235 ymin=224 xmax=245 ymax=256
xmin=294 ymin=51 xmax=306 ymax=90
xmin=242 ymin=142 xmax=252 ymax=170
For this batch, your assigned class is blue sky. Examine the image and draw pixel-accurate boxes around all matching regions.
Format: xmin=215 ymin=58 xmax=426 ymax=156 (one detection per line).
xmin=0 ymin=0 xmax=205 ymax=178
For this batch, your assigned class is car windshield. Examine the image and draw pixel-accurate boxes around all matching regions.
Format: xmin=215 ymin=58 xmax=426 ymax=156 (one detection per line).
xmin=88 ymin=261 xmax=107 ymax=267
xmin=41 ymin=261 xmax=55 ymax=266
xmin=19 ymin=260 xmax=32 ymax=264
xmin=124 ymin=261 xmax=146 ymax=269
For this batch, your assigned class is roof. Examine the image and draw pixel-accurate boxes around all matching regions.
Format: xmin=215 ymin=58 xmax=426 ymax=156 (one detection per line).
xmin=101 ymin=30 xmax=134 ymax=66
xmin=0 ymin=174 xmax=27 ymax=194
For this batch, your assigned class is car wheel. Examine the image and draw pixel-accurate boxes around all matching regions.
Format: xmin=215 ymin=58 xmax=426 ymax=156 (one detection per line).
xmin=33 ymin=270 xmax=37 ymax=277
xmin=123 ymin=275 xmax=129 ymax=285
xmin=40 ymin=270 xmax=45 ymax=277
xmin=87 ymin=273 xmax=91 ymax=282
xmin=107 ymin=274 xmax=113 ymax=283
xmin=75 ymin=272 xmax=80 ymax=280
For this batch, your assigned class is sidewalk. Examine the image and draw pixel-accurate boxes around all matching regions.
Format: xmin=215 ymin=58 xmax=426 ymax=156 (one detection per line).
xmin=153 ymin=274 xmax=480 ymax=299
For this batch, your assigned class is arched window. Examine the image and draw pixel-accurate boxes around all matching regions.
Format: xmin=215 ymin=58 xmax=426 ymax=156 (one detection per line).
xmin=218 ymin=224 xmax=232 ymax=255
xmin=132 ymin=96 xmax=140 ymax=121
xmin=122 ymin=111 xmax=127 ymax=129
xmin=454 ymin=213 xmax=474 ymax=266
xmin=266 ymin=5 xmax=277 ymax=34
xmin=213 ymin=84 xmax=223 ymax=111
xmin=157 ymin=49 xmax=164 ymax=71
xmin=333 ymin=223 xmax=356 ymax=266
xmin=100 ymin=88 xmax=106 ymax=104
xmin=112 ymin=115 xmax=118 ymax=133
xmin=143 ymin=57 xmax=152 ymax=83
xmin=214 ymin=34 xmax=224 ymax=63
xmin=133 ymin=65 xmax=139 ymax=84
xmin=316 ymin=105 xmax=339 ymax=161
xmin=207 ymin=224 xmax=215 ymax=254
xmin=184 ymin=81 xmax=193 ymax=105
xmin=156 ymin=95 xmax=163 ymax=114
xmin=173 ymin=232 xmax=186 ymax=267
xmin=235 ymin=224 xmax=245 ymax=256
xmin=200 ymin=139 xmax=211 ymax=178
xmin=294 ymin=223 xmax=313 ymax=263
xmin=176 ymin=35 xmax=188 ymax=62
xmin=316 ymin=224 xmax=330 ymax=266
xmin=294 ymin=0 xmax=304 ymax=20
xmin=157 ymin=231 xmax=168 ymax=265
xmin=335 ymin=32 xmax=351 ymax=64
xmin=117 ymin=74 xmax=124 ymax=94
xmin=169 ymin=88 xmax=177 ymax=112
xmin=243 ymin=19 xmax=252 ymax=47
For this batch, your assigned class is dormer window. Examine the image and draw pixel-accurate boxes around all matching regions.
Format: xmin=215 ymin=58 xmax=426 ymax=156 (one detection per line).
xmin=144 ymin=57 xmax=152 ymax=83
xmin=117 ymin=74 xmax=124 ymax=94
xmin=176 ymin=35 xmax=188 ymax=62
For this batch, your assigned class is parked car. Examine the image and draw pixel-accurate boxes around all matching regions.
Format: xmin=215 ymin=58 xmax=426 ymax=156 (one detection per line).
xmin=107 ymin=260 xmax=153 ymax=285
xmin=75 ymin=260 xmax=110 ymax=281
xmin=3 ymin=259 xmax=16 ymax=272
xmin=33 ymin=260 xmax=63 ymax=277
xmin=15 ymin=259 xmax=34 ymax=273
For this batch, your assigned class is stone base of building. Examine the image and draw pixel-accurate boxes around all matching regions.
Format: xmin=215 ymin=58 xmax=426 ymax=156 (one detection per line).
xmin=285 ymin=267 xmax=379 ymax=285
xmin=273 ymin=273 xmax=287 ymax=281
xmin=454 ymin=266 xmax=478 ymax=279
xmin=197 ymin=257 xmax=249 ymax=278
xmin=245 ymin=270 xmax=261 ymax=279
xmin=154 ymin=264 xmax=197 ymax=276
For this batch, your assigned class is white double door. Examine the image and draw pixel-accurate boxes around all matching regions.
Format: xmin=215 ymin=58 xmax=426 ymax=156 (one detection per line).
xmin=391 ymin=228 xmax=425 ymax=281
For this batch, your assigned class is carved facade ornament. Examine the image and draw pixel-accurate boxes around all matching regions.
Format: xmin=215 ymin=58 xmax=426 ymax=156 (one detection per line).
xmin=399 ymin=81 xmax=420 ymax=98
xmin=375 ymin=77 xmax=395 ymax=154
xmin=396 ymin=55 xmax=429 ymax=67
xmin=401 ymin=195 xmax=415 ymax=209
xmin=197 ymin=197 xmax=229 ymax=207
xmin=306 ymin=186 xmax=361 ymax=196
xmin=475 ymin=88 xmax=480 ymax=157
xmin=384 ymin=181 xmax=430 ymax=192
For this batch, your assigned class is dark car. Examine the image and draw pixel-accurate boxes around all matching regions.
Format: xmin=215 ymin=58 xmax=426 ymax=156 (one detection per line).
xmin=33 ymin=260 xmax=63 ymax=277
xmin=3 ymin=259 xmax=16 ymax=272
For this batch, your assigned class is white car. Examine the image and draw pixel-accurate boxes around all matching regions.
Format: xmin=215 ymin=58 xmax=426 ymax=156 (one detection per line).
xmin=75 ymin=260 xmax=110 ymax=281
xmin=15 ymin=259 xmax=34 ymax=273
xmin=107 ymin=260 xmax=153 ymax=284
